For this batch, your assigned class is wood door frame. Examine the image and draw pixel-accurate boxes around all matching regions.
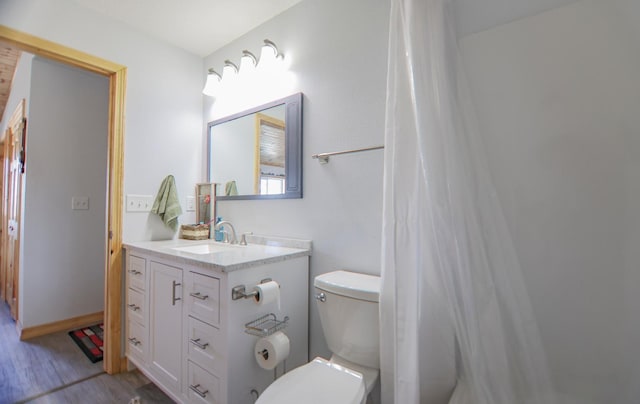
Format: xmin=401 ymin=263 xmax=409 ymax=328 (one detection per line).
xmin=4 ymin=99 xmax=26 ymax=321
xmin=0 ymin=25 xmax=126 ymax=374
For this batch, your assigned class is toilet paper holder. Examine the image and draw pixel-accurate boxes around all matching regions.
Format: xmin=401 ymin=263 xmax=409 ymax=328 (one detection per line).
xmin=245 ymin=313 xmax=289 ymax=337
xmin=231 ymin=278 xmax=273 ymax=300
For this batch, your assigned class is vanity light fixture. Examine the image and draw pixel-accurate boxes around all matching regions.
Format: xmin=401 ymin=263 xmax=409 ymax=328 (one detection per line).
xmin=202 ymin=68 xmax=222 ymax=96
xmin=202 ymin=39 xmax=286 ymax=97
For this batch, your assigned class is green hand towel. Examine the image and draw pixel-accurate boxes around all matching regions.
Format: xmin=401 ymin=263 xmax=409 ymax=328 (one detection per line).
xmin=151 ymin=175 xmax=182 ymax=231
xmin=225 ymin=180 xmax=238 ymax=196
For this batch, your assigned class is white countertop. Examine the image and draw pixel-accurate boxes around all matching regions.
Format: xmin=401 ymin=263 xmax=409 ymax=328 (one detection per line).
xmin=123 ymin=235 xmax=312 ymax=272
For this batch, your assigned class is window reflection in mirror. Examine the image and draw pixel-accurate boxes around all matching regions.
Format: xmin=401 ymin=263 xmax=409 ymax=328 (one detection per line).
xmin=207 ymin=93 xmax=303 ymax=200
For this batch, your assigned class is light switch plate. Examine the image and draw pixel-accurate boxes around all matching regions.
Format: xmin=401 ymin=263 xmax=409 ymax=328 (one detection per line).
xmin=186 ymin=196 xmax=195 ymax=212
xmin=126 ymin=194 xmax=154 ymax=212
xmin=72 ymin=197 xmax=89 ymax=210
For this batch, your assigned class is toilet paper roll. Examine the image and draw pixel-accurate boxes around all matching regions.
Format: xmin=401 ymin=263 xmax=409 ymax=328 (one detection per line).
xmin=255 ymin=331 xmax=290 ymax=370
xmin=253 ymin=281 xmax=280 ymax=308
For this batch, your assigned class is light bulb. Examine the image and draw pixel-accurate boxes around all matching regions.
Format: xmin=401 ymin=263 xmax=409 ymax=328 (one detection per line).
xmin=202 ymin=69 xmax=221 ymax=96
xmin=222 ymin=60 xmax=238 ymax=80
xmin=240 ymin=50 xmax=257 ymax=75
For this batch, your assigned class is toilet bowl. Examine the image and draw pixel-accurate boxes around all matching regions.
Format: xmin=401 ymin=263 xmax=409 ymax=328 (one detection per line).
xmin=256 ymin=270 xmax=381 ymax=404
xmin=256 ymin=357 xmax=366 ymax=404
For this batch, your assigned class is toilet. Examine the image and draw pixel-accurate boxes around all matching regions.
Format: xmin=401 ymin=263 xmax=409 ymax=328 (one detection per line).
xmin=257 ymin=270 xmax=381 ymax=404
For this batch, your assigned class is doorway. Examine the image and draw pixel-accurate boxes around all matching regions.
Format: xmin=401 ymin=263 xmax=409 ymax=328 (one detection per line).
xmin=0 ymin=25 xmax=126 ymax=375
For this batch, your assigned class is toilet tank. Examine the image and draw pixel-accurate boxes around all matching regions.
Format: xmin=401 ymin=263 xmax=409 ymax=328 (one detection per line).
xmin=314 ymin=270 xmax=380 ymax=369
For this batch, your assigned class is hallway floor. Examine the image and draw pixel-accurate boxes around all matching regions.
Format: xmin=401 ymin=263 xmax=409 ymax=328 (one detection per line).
xmin=0 ymin=302 xmax=171 ymax=403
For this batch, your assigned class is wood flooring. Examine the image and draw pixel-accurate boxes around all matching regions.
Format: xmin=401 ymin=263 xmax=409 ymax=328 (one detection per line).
xmin=0 ymin=302 xmax=172 ymax=403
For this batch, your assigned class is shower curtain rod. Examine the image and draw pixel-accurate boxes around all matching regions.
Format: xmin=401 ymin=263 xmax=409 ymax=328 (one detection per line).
xmin=311 ymin=145 xmax=384 ymax=164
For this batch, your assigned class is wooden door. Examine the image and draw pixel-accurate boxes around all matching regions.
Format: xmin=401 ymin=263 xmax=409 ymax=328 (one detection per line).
xmin=0 ymin=130 xmax=5 ymax=303
xmin=2 ymin=99 xmax=25 ymax=320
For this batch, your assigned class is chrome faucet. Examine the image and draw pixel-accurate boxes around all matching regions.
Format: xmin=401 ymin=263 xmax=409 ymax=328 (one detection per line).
xmin=214 ymin=220 xmax=237 ymax=244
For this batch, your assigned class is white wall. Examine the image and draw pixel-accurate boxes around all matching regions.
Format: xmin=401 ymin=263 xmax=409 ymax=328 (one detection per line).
xmin=0 ymin=0 xmax=204 ymax=241
xmin=459 ymin=1 xmax=640 ymax=402
xmin=203 ymin=0 xmax=390 ymax=363
xmin=19 ymin=57 xmax=109 ymax=327
xmin=0 ymin=0 xmax=204 ymax=330
xmin=0 ymin=0 xmax=204 ymax=243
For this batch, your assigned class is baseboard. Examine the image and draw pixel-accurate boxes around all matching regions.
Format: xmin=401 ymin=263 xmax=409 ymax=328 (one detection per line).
xmin=19 ymin=311 xmax=104 ymax=340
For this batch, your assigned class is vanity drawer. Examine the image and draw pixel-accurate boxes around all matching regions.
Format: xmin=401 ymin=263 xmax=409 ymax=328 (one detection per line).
xmin=127 ymin=255 xmax=146 ymax=291
xmin=126 ymin=288 xmax=145 ymax=325
xmin=187 ymin=272 xmax=220 ymax=326
xmin=187 ymin=360 xmax=221 ymax=404
xmin=126 ymin=320 xmax=147 ymax=360
xmin=187 ymin=316 xmax=223 ymax=374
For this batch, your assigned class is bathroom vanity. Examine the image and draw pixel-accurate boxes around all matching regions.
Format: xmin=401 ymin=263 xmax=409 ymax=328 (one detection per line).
xmin=123 ymin=236 xmax=311 ymax=404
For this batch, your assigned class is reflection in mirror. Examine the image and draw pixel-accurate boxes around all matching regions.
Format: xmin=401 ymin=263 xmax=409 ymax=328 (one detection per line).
xmin=196 ymin=183 xmax=216 ymax=225
xmin=207 ymin=93 xmax=302 ymax=200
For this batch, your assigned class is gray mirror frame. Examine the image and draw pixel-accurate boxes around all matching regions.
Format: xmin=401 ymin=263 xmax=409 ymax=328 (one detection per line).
xmin=207 ymin=92 xmax=303 ymax=200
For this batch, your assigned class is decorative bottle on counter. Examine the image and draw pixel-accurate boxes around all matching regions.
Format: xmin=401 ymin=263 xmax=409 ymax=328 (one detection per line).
xmin=214 ymin=216 xmax=224 ymax=242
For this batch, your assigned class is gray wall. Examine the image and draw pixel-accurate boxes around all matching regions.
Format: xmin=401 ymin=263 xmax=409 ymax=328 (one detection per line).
xmin=460 ymin=1 xmax=640 ymax=402
xmin=203 ymin=0 xmax=390 ymax=361
xmin=19 ymin=57 xmax=109 ymax=327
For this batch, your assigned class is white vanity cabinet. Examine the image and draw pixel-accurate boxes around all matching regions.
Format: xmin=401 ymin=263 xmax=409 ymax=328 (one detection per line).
xmin=124 ymin=238 xmax=311 ymax=404
xmin=125 ymin=254 xmax=147 ymax=362
xmin=149 ymin=261 xmax=184 ymax=392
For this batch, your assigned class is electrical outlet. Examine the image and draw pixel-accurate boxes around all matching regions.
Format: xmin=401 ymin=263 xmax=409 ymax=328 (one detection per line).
xmin=126 ymin=194 xmax=154 ymax=212
xmin=72 ymin=197 xmax=89 ymax=210
xmin=186 ymin=196 xmax=195 ymax=212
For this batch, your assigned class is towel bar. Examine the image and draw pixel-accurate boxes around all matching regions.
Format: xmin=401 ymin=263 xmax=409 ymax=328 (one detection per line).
xmin=311 ymin=145 xmax=384 ymax=164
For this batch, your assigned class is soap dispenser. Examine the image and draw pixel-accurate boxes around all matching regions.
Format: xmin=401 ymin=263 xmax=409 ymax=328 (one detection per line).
xmin=214 ymin=217 xmax=224 ymax=242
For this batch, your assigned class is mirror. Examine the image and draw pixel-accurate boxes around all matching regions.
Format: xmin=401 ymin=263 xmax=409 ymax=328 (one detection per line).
xmin=195 ymin=183 xmax=217 ymax=225
xmin=207 ymin=93 xmax=303 ymax=200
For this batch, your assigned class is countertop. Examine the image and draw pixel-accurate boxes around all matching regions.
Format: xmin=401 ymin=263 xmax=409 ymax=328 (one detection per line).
xmin=123 ymin=235 xmax=312 ymax=272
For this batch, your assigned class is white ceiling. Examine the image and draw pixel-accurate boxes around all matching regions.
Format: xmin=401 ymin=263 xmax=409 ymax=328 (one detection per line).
xmin=70 ymin=0 xmax=583 ymax=58
xmin=71 ymin=0 xmax=304 ymax=57
xmin=0 ymin=0 xmax=624 ymax=122
xmin=454 ymin=0 xmax=579 ymax=36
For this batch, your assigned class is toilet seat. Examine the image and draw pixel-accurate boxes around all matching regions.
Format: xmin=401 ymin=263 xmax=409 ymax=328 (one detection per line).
xmin=256 ymin=357 xmax=366 ymax=404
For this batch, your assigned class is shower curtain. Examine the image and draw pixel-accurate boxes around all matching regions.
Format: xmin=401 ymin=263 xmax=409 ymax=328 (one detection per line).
xmin=380 ymin=0 xmax=556 ymax=403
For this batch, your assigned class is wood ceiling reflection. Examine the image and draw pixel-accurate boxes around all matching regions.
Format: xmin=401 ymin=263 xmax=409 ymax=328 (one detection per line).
xmin=0 ymin=42 xmax=19 ymax=123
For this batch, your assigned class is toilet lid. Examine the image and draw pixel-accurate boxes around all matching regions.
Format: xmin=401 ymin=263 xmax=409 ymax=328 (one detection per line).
xmin=256 ymin=357 xmax=365 ymax=404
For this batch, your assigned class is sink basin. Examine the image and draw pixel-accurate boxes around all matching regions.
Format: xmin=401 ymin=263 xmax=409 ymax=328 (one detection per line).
xmin=171 ymin=243 xmax=236 ymax=254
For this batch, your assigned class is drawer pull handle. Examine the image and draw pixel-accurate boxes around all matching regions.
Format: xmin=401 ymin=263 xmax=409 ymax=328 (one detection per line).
xmin=189 ymin=292 xmax=209 ymax=300
xmin=189 ymin=384 xmax=209 ymax=398
xmin=190 ymin=338 xmax=209 ymax=350
xmin=128 ymin=269 xmax=142 ymax=275
xmin=128 ymin=337 xmax=141 ymax=346
xmin=172 ymin=281 xmax=182 ymax=306
xmin=127 ymin=304 xmax=140 ymax=311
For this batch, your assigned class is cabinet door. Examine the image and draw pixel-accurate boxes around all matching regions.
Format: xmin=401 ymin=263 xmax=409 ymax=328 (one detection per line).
xmin=149 ymin=261 xmax=183 ymax=391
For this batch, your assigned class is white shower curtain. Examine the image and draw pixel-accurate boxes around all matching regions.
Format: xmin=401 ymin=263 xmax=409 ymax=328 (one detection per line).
xmin=380 ymin=0 xmax=556 ymax=403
